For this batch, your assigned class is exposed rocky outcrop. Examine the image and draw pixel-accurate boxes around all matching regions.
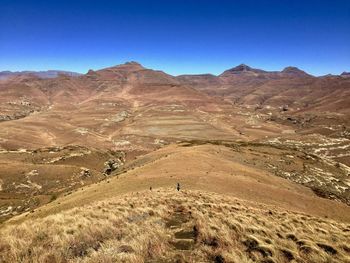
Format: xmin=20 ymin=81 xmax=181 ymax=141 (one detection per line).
xmin=0 ymin=110 xmax=38 ymax=122
xmin=0 ymin=115 xmax=12 ymax=122
xmin=103 ymin=154 xmax=125 ymax=175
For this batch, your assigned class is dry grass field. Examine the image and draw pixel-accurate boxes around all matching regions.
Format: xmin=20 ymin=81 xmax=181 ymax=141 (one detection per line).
xmin=1 ymin=189 xmax=349 ymax=263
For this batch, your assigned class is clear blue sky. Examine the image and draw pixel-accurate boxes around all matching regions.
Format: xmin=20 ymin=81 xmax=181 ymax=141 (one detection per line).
xmin=1 ymin=0 xmax=349 ymax=76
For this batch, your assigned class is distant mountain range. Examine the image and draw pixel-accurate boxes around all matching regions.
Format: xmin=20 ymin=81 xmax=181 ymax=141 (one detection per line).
xmin=218 ymin=64 xmax=311 ymax=77
xmin=0 ymin=63 xmax=348 ymax=81
xmin=0 ymin=70 xmax=82 ymax=80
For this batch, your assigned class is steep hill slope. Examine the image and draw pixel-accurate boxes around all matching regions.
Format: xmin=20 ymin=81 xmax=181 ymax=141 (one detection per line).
xmin=8 ymin=142 xmax=350 ymax=224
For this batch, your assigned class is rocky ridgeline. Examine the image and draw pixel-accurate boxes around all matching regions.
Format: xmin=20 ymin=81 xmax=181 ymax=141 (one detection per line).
xmin=0 ymin=109 xmax=38 ymax=122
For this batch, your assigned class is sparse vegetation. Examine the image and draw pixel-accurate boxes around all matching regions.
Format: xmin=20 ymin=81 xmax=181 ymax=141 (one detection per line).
xmin=49 ymin=193 xmax=58 ymax=202
xmin=1 ymin=189 xmax=349 ymax=262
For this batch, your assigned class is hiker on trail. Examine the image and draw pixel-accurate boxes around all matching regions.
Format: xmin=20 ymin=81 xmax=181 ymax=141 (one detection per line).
xmin=177 ymin=183 xmax=180 ymax=191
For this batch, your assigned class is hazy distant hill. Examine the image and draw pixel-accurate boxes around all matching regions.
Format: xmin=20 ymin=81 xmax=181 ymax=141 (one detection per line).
xmin=0 ymin=70 xmax=81 ymax=80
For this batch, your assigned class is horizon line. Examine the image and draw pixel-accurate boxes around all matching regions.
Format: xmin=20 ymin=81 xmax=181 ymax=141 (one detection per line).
xmin=1 ymin=61 xmax=349 ymax=77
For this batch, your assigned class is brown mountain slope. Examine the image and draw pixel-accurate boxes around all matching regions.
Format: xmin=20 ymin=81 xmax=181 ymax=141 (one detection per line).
xmin=177 ymin=65 xmax=350 ymax=114
xmin=2 ymin=62 xmax=306 ymax=153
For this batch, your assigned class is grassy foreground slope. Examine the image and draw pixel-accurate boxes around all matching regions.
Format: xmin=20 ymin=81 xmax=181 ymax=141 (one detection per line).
xmin=1 ymin=189 xmax=349 ymax=263
xmin=8 ymin=143 xmax=350 ymax=224
xmin=2 ymin=143 xmax=350 ymax=263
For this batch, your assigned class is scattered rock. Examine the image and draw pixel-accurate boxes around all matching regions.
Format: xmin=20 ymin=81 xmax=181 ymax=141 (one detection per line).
xmin=280 ymin=248 xmax=295 ymax=261
xmin=213 ymin=255 xmax=225 ymax=263
xmin=80 ymin=168 xmax=91 ymax=178
xmin=154 ymin=138 xmax=166 ymax=145
xmin=317 ymin=243 xmax=337 ymax=255
xmin=118 ymin=245 xmax=134 ymax=253
xmin=171 ymin=239 xmax=194 ymax=250
xmin=27 ymin=170 xmax=39 ymax=177
xmin=281 ymin=105 xmax=289 ymax=111
xmin=110 ymin=111 xmax=129 ymax=123
xmin=75 ymin=127 xmax=89 ymax=135
xmin=113 ymin=140 xmax=131 ymax=147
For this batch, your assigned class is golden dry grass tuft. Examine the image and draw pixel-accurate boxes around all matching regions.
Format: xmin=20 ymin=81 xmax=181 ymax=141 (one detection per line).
xmin=0 ymin=188 xmax=349 ymax=263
